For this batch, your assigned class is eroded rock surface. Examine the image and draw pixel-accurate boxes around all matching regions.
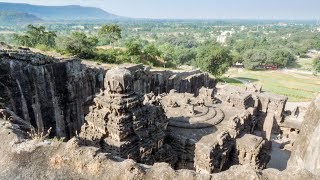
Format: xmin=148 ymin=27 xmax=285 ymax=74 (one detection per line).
xmin=0 ymin=110 xmax=317 ymax=180
xmin=0 ymin=48 xmax=216 ymax=140
xmin=79 ymin=68 xmax=176 ymax=165
xmin=0 ymin=49 xmax=105 ymax=138
xmin=160 ymin=86 xmax=271 ymax=173
xmin=289 ymin=95 xmax=320 ymax=175
xmin=123 ymin=64 xmax=216 ymax=96
xmin=1 ymin=47 xmax=319 ymax=179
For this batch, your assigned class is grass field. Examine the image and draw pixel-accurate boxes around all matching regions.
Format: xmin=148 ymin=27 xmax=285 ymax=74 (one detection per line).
xmin=224 ymin=68 xmax=320 ymax=102
xmin=295 ymin=58 xmax=314 ymax=71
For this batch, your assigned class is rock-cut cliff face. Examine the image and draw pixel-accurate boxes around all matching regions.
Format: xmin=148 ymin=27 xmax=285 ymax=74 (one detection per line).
xmin=126 ymin=64 xmax=216 ymax=96
xmin=0 ymin=50 xmax=216 ymax=139
xmin=0 ymin=50 xmax=105 ymax=138
xmin=289 ymin=95 xmax=320 ymax=175
xmin=0 ymin=108 xmax=317 ymax=180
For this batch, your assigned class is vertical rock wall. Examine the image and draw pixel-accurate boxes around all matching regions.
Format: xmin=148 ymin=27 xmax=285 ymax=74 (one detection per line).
xmin=0 ymin=50 xmax=216 ymax=139
xmin=0 ymin=53 xmax=105 ymax=138
xmin=289 ymin=95 xmax=320 ymax=175
xmin=126 ymin=64 xmax=216 ymax=96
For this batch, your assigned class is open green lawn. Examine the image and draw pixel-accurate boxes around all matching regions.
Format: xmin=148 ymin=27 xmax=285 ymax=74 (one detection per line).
xmin=296 ymin=58 xmax=314 ymax=71
xmin=218 ymin=77 xmax=243 ymax=85
xmin=225 ymin=68 xmax=320 ymax=102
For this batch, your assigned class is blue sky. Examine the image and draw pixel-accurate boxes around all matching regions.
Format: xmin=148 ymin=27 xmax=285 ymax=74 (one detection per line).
xmin=1 ymin=0 xmax=320 ymax=20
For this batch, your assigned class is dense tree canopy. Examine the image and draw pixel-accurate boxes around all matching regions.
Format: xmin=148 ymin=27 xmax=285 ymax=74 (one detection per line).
xmin=13 ymin=25 xmax=56 ymax=48
xmin=5 ymin=21 xmax=320 ymax=76
xmin=63 ymin=32 xmax=98 ymax=59
xmin=98 ymin=24 xmax=122 ymax=46
xmin=174 ymin=47 xmax=197 ymax=65
xmin=143 ymin=43 xmax=161 ymax=66
xmin=125 ymin=39 xmax=142 ymax=56
xmin=313 ymin=56 xmax=320 ymax=73
xmin=268 ymin=49 xmax=296 ymax=68
xmin=195 ymin=42 xmax=233 ymax=76
xmin=242 ymin=49 xmax=268 ymax=70
xmin=242 ymin=49 xmax=296 ymax=70
xmin=158 ymin=44 xmax=176 ymax=65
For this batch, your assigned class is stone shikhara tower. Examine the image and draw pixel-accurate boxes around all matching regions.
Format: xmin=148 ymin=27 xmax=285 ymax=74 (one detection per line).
xmin=79 ymin=66 xmax=274 ymax=172
xmin=80 ymin=68 xmax=170 ymax=164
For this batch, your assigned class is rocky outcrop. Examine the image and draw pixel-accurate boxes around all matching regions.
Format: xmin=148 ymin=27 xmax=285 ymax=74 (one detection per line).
xmin=0 ymin=50 xmax=105 ymax=138
xmin=2 ymin=47 xmax=320 ymax=179
xmin=0 ymin=112 xmax=317 ymax=180
xmin=126 ymin=64 xmax=216 ymax=96
xmin=0 ymin=48 xmax=216 ymax=140
xmin=289 ymin=95 xmax=320 ymax=175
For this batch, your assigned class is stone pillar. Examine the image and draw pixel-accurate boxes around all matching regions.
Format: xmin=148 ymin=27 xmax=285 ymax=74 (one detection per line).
xmin=262 ymin=113 xmax=275 ymax=141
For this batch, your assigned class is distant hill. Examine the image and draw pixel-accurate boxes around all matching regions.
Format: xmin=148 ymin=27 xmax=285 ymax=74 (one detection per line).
xmin=0 ymin=2 xmax=120 ymax=21
xmin=0 ymin=11 xmax=43 ymax=25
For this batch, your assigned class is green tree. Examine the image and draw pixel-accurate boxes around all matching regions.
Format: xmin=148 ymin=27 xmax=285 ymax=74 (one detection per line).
xmin=13 ymin=25 xmax=56 ymax=48
xmin=175 ymin=47 xmax=196 ymax=65
xmin=46 ymin=31 xmax=57 ymax=48
xmin=125 ymin=39 xmax=142 ymax=56
xmin=159 ymin=43 xmax=176 ymax=66
xmin=64 ymin=32 xmax=98 ymax=59
xmin=313 ymin=56 xmax=320 ymax=73
xmin=94 ymin=49 xmax=118 ymax=64
xmin=234 ymin=39 xmax=257 ymax=53
xmin=243 ymin=49 xmax=268 ymax=70
xmin=98 ymin=24 xmax=122 ymax=46
xmin=143 ymin=43 xmax=161 ymax=66
xmin=268 ymin=49 xmax=296 ymax=68
xmin=13 ymin=34 xmax=31 ymax=47
xmin=231 ymin=51 xmax=243 ymax=63
xmin=195 ymin=42 xmax=233 ymax=76
xmin=144 ymin=43 xmax=161 ymax=57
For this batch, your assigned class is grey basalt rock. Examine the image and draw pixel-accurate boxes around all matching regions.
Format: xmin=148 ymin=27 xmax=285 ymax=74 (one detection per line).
xmin=0 ymin=48 xmax=216 ymax=141
xmin=125 ymin=64 xmax=216 ymax=96
xmin=1 ymin=47 xmax=320 ymax=179
xmin=0 ymin=50 xmax=106 ymax=139
xmin=1 ymin=112 xmax=317 ymax=180
xmin=79 ymin=68 xmax=175 ymax=165
xmin=289 ymin=95 xmax=320 ymax=175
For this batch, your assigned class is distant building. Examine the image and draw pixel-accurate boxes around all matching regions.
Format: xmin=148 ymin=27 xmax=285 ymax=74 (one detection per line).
xmin=307 ymin=49 xmax=320 ymax=58
xmin=217 ymin=30 xmax=235 ymax=44
xmin=233 ymin=62 xmax=244 ymax=68
xmin=72 ymin=25 xmax=85 ymax=30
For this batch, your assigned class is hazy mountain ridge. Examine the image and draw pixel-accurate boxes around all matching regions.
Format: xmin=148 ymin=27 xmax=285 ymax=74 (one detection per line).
xmin=0 ymin=2 xmax=120 ymax=21
xmin=0 ymin=10 xmax=43 ymax=25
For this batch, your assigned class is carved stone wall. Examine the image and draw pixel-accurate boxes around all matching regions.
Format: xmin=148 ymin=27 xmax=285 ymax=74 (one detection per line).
xmin=217 ymin=84 xmax=288 ymax=138
xmin=289 ymin=95 xmax=320 ymax=175
xmin=79 ymin=68 xmax=175 ymax=165
xmin=233 ymin=134 xmax=271 ymax=170
xmin=0 ymin=49 xmax=105 ymax=138
xmin=161 ymin=87 xmax=269 ymax=174
xmin=0 ymin=49 xmax=215 ymax=139
xmin=126 ymin=64 xmax=216 ymax=96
